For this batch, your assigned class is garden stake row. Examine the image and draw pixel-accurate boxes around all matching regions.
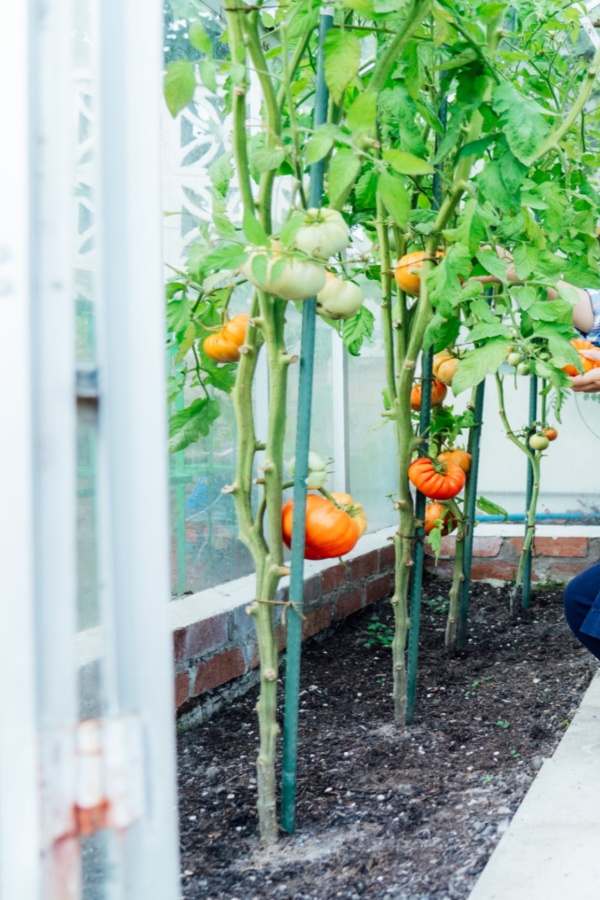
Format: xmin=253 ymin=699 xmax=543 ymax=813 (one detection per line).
xmin=405 ymin=346 xmax=433 ymax=726
xmin=280 ymin=7 xmax=332 ymax=836
xmin=521 ymin=373 xmax=538 ymax=610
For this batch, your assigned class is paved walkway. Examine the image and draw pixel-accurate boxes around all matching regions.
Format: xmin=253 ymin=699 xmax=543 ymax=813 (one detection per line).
xmin=468 ymin=670 xmax=600 ymax=900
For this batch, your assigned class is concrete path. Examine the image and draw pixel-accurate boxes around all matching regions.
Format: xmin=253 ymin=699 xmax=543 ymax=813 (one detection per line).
xmin=468 ymin=670 xmax=600 ymax=900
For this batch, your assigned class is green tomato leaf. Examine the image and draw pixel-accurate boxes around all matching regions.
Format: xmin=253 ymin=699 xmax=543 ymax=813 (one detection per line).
xmin=377 ymin=171 xmax=410 ymax=228
xmin=383 ymin=148 xmax=434 ymax=176
xmin=342 ymin=305 xmax=375 ymax=356
xmin=243 ymin=210 xmax=270 ymax=247
xmin=492 ymin=82 xmax=549 ymax=165
xmin=324 ymin=30 xmax=361 ymax=103
xmin=188 ymin=21 xmax=211 ymax=54
xmin=306 ymin=130 xmax=335 ymax=165
xmin=422 ymin=313 xmax=461 ymax=352
xmin=329 ymin=149 xmax=361 ymax=209
xmin=251 ymin=144 xmax=285 ymax=173
xmin=199 ymin=59 xmax=217 ymax=93
xmin=512 ymin=244 xmax=538 ymax=280
xmin=166 ymin=297 xmax=191 ymax=333
xmin=476 ymin=496 xmax=509 ymax=520
xmin=202 ymin=244 xmax=248 ymax=274
xmin=280 ymin=213 xmax=305 ymax=247
xmin=451 ymin=339 xmax=510 ymax=395
xmin=174 ymin=323 xmax=197 ymax=364
xmin=168 ymin=397 xmax=221 ymax=453
xmin=347 ymin=92 xmax=377 ymax=134
xmin=475 ymin=250 xmax=508 ymax=283
xmin=164 ymin=60 xmax=196 ymax=117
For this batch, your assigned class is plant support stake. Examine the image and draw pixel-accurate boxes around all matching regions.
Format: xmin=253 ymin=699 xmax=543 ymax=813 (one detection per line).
xmin=522 ymin=374 xmax=538 ymax=609
xmin=405 ymin=346 xmax=433 ymax=725
xmin=281 ymin=7 xmax=333 ymax=835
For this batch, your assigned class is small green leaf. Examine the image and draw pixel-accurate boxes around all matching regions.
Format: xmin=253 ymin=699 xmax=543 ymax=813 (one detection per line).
xmin=383 ymin=149 xmax=434 ymax=176
xmin=164 ymin=60 xmax=196 ymax=117
xmin=306 ymin=130 xmax=335 ymax=165
xmin=251 ymin=145 xmax=285 ymax=173
xmin=451 ymin=339 xmax=510 ymax=394
xmin=347 ymin=92 xmax=377 ymax=134
xmin=377 ymin=171 xmax=410 ymax=228
xmin=168 ymin=397 xmax=221 ymax=453
xmin=166 ymin=297 xmax=191 ymax=333
xmin=189 ymin=21 xmax=211 ymax=54
xmin=174 ymin=323 xmax=196 ymax=364
xmin=202 ymin=244 xmax=248 ymax=273
xmin=476 ymin=496 xmax=509 ymax=520
xmin=328 ymin=149 xmax=361 ymax=209
xmin=512 ymin=244 xmax=538 ymax=280
xmin=199 ymin=59 xmax=217 ymax=93
xmin=475 ymin=250 xmax=508 ymax=283
xmin=243 ymin=210 xmax=269 ymax=247
xmin=492 ymin=82 xmax=549 ymax=165
xmin=342 ymin=305 xmax=375 ymax=356
xmin=280 ymin=214 xmax=305 ymax=247
xmin=251 ymin=253 xmax=268 ymax=284
xmin=323 ymin=30 xmax=361 ymax=103
xmin=423 ymin=313 xmax=461 ymax=352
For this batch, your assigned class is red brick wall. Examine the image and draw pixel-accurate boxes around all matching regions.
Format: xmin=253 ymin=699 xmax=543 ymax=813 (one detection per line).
xmin=173 ymin=533 xmax=599 ymax=716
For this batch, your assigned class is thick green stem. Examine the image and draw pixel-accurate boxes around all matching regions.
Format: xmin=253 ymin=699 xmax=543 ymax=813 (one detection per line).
xmin=377 ymin=193 xmax=397 ymax=405
xmin=444 ymin=500 xmax=465 ymax=654
xmin=534 ymin=43 xmax=600 ymax=162
xmin=226 ymin=3 xmax=290 ymax=844
xmin=510 ymin=453 xmax=540 ymax=614
xmin=369 ymin=0 xmax=433 ymax=94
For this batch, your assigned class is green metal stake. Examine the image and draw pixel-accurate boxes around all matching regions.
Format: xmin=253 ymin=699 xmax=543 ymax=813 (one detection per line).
xmin=405 ymin=99 xmax=446 ymax=723
xmin=280 ymin=8 xmax=333 ymax=834
xmin=405 ymin=346 xmax=433 ymax=725
xmin=457 ymin=378 xmax=485 ymax=649
xmin=522 ymin=374 xmax=537 ymax=609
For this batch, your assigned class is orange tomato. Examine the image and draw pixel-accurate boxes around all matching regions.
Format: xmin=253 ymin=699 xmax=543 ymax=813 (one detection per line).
xmin=408 ymin=457 xmax=466 ymax=500
xmin=203 ymin=313 xmax=249 ymax=363
xmin=561 ymin=338 xmax=600 ymax=376
xmin=424 ymin=501 xmax=457 ymax=537
xmin=394 ymin=250 xmax=444 ymax=297
xmin=281 ymin=492 xmax=367 ymax=560
xmin=541 ymin=427 xmax=558 ymax=442
xmin=410 ymin=379 xmax=447 ymax=411
xmin=433 ymin=350 xmax=460 ymax=385
xmin=438 ymin=449 xmax=471 ymax=474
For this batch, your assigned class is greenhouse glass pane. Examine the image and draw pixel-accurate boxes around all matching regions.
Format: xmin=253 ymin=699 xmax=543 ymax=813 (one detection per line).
xmin=347 ymin=289 xmax=397 ymax=533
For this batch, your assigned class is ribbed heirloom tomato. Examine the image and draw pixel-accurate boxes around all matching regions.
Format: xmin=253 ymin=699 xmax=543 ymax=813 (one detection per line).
xmin=438 ymin=449 xmax=471 ymax=474
xmin=394 ymin=250 xmax=444 ymax=297
xmin=562 ymin=338 xmax=600 ymax=376
xmin=424 ymin=501 xmax=457 ymax=537
xmin=203 ymin=313 xmax=249 ymax=363
xmin=432 ymin=350 xmax=460 ymax=385
xmin=281 ymin=492 xmax=366 ymax=560
xmin=408 ymin=457 xmax=466 ymax=500
xmin=410 ymin=379 xmax=447 ymax=411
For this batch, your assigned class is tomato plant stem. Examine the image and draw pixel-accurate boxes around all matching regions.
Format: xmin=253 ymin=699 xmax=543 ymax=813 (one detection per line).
xmin=445 ymin=499 xmax=466 ymax=654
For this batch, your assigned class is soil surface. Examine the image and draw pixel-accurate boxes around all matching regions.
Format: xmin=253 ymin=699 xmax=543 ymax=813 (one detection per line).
xmin=177 ymin=576 xmax=597 ymax=899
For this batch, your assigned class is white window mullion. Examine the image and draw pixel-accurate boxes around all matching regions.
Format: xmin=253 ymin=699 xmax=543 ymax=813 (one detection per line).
xmin=0 ymin=4 xmax=40 ymax=898
xmin=96 ymin=0 xmax=180 ymax=895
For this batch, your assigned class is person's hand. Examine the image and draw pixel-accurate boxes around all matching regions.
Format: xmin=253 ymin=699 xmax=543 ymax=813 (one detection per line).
xmin=579 ymin=349 xmax=600 ymax=364
xmin=569 ymin=367 xmax=600 ymax=392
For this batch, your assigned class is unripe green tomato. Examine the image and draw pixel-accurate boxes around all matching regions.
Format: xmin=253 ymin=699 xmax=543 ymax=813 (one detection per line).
xmin=529 ymin=433 xmax=549 ymax=451
xmin=507 ymin=352 xmax=522 ymax=367
xmin=539 ymin=351 xmax=551 ymax=361
xmin=517 ymin=362 xmax=531 ymax=376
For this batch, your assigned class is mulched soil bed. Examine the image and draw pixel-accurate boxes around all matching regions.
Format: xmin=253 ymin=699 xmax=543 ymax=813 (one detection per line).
xmin=177 ymin=575 xmax=597 ymax=899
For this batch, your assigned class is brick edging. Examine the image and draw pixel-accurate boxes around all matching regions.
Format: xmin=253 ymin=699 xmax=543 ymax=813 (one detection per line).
xmin=173 ymin=533 xmax=598 ymax=718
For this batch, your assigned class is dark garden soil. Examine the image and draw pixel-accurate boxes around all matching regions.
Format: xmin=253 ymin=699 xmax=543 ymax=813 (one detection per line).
xmin=177 ymin=576 xmax=598 ymax=900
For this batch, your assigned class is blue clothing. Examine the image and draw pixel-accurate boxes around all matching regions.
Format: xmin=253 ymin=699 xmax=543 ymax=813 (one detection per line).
xmin=563 ymin=562 xmax=600 ymax=660
xmin=582 ymin=289 xmax=600 ymax=346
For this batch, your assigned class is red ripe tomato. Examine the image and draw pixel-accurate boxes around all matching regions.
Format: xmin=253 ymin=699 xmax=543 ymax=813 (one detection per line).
xmin=203 ymin=313 xmax=249 ymax=363
xmin=542 ymin=427 xmax=558 ymax=441
xmin=438 ymin=448 xmax=471 ymax=474
xmin=562 ymin=338 xmax=600 ymax=376
xmin=281 ymin=492 xmax=367 ymax=560
xmin=424 ymin=502 xmax=457 ymax=537
xmin=410 ymin=379 xmax=447 ymax=411
xmin=408 ymin=457 xmax=466 ymax=500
